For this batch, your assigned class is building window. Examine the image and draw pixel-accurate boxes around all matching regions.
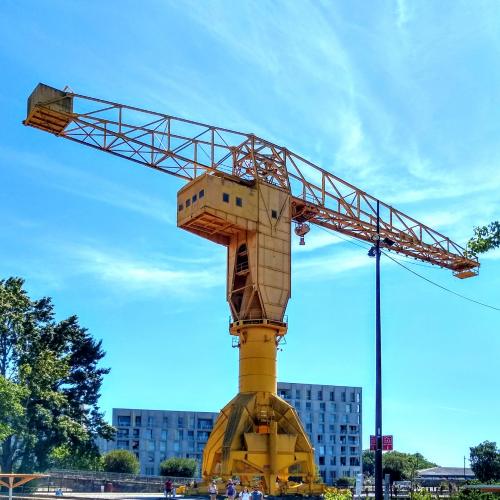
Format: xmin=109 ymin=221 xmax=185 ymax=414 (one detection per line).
xmin=340 ymin=436 xmax=347 ymax=444
xmin=341 ymin=392 xmax=346 ymax=402
xmin=350 ymin=446 xmax=358 ymax=454
xmin=173 ymin=442 xmax=180 ymax=452
xmin=330 ymin=403 xmax=336 ymax=412
xmin=187 ymin=442 xmax=195 ymax=452
xmin=192 ymin=194 xmax=197 ymax=203
xmin=340 ymin=425 xmax=347 ymax=434
xmin=188 ymin=416 xmax=195 ymax=428
xmin=350 ymin=392 xmax=355 ymax=403
xmin=317 ymin=390 xmax=323 ymax=401
xmin=186 ymin=198 xmax=191 ymax=207
xmin=163 ymin=416 xmax=168 ymax=426
xmin=117 ymin=428 xmax=129 ymax=437
xmin=356 ymin=393 xmax=360 ymax=403
xmin=319 ymin=413 xmax=325 ymax=423
xmin=197 ymin=431 xmax=210 ymax=442
xmin=198 ymin=418 xmax=213 ymax=430
xmin=117 ymin=440 xmax=129 ymax=449
xmin=177 ymin=429 xmax=184 ymax=440
xmin=132 ymin=440 xmax=139 ymax=450
xmin=187 ymin=430 xmax=194 ymax=441
xmin=294 ymin=401 xmax=301 ymax=409
xmin=178 ymin=417 xmax=184 ymax=428
xmin=199 ymin=189 xmax=205 ymax=198
xmin=349 ymin=425 xmax=358 ymax=433
xmin=356 ymin=404 xmax=360 ymax=413
xmin=147 ymin=440 xmax=155 ymax=451
xmin=320 ymin=402 xmax=326 ymax=411
xmin=161 ymin=430 xmax=168 ymax=440
xmin=133 ymin=428 xmax=140 ymax=438
xmin=271 ymin=209 xmax=278 ymax=219
xmin=117 ymin=416 xmax=131 ymax=426
xmin=236 ymin=197 xmax=243 ymax=207
xmin=350 ymin=457 xmax=360 ymax=466
xmin=319 ymin=445 xmax=325 ymax=455
xmin=317 ymin=435 xmax=323 ymax=443
xmin=341 ymin=446 xmax=346 ymax=453
xmin=295 ymin=389 xmax=301 ymax=399
xmin=330 ymin=391 xmax=335 ymax=401
xmin=306 ymin=390 xmax=311 ymax=400
xmin=330 ymin=457 xmax=336 ymax=466
xmin=319 ymin=424 xmax=325 ymax=433
xmin=223 ymin=193 xmax=229 ymax=203
xmin=306 ymin=423 xmax=312 ymax=432
xmin=340 ymin=456 xmax=347 ymax=466
xmin=145 ymin=467 xmax=154 ymax=475
xmin=345 ymin=404 xmax=351 ymax=413
xmin=319 ymin=456 xmax=325 ymax=465
xmin=329 ymin=434 xmax=336 ymax=443
xmin=160 ymin=441 xmax=166 ymax=452
xmin=147 ymin=416 xmax=154 ymax=427
xmin=305 ymin=402 xmax=311 ymax=410
xmin=178 ymin=204 xmax=183 ymax=211
xmin=145 ymin=429 xmax=153 ymax=439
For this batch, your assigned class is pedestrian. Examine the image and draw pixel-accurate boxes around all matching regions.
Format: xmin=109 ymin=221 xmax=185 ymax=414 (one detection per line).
xmin=250 ymin=485 xmax=263 ymax=500
xmin=165 ymin=479 xmax=173 ymax=498
xmin=226 ymin=481 xmax=236 ymax=500
xmin=209 ymin=480 xmax=218 ymax=500
xmin=239 ymin=487 xmax=251 ymax=500
xmin=193 ymin=480 xmax=199 ymax=494
xmin=172 ymin=483 xmax=177 ymax=498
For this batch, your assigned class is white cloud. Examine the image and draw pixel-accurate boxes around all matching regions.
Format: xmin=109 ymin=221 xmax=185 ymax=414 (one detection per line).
xmin=65 ymin=244 xmax=225 ymax=297
xmin=1 ymin=147 xmax=174 ymax=224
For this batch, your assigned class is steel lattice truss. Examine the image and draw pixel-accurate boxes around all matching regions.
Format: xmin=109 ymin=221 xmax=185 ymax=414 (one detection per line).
xmin=24 ymin=87 xmax=479 ymax=276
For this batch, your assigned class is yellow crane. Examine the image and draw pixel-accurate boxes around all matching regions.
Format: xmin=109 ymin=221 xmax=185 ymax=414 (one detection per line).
xmin=24 ymin=83 xmax=479 ymax=495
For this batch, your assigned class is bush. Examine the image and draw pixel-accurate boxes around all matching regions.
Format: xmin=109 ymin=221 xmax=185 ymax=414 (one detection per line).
xmin=103 ymin=450 xmax=140 ymax=474
xmin=159 ymin=457 xmax=197 ymax=477
xmin=335 ymin=477 xmax=355 ymax=488
xmin=325 ymin=487 xmax=352 ymax=500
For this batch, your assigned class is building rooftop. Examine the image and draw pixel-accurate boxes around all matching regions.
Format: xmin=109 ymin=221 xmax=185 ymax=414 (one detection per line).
xmin=417 ymin=467 xmax=474 ymax=477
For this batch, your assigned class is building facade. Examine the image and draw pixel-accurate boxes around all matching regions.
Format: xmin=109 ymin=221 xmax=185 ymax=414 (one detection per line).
xmin=108 ymin=382 xmax=362 ymax=484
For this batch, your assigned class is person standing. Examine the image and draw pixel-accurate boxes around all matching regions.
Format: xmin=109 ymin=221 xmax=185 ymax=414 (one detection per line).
xmin=208 ymin=480 xmax=218 ymax=500
xmin=239 ymin=487 xmax=251 ymax=500
xmin=164 ymin=479 xmax=173 ymax=498
xmin=251 ymin=485 xmax=263 ymax=500
xmin=226 ymin=481 xmax=236 ymax=500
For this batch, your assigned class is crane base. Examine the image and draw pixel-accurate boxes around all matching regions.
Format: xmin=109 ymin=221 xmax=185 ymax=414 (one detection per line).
xmin=202 ymin=391 xmax=317 ymax=495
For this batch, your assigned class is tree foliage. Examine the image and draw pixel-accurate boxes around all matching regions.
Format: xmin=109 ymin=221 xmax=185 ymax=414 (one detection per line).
xmin=103 ymin=449 xmax=139 ymax=474
xmin=469 ymin=441 xmax=500 ymax=482
xmin=159 ymin=457 xmax=197 ymax=477
xmin=0 ymin=277 xmax=114 ymax=472
xmin=466 ymin=221 xmax=500 ymax=257
xmin=362 ymin=450 xmax=437 ymax=481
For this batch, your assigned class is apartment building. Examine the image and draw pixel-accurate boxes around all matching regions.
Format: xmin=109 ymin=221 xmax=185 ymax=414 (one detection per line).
xmin=108 ymin=382 xmax=362 ymax=483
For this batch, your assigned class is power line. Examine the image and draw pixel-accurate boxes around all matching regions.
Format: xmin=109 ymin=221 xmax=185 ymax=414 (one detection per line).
xmin=311 ymin=225 xmax=500 ymax=312
xmin=382 ymin=250 xmax=500 ymax=312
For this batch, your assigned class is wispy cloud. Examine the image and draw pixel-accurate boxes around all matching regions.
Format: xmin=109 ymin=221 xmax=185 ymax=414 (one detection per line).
xmin=294 ymin=248 xmax=372 ymax=280
xmin=1 ymin=147 xmax=174 ymax=224
xmin=62 ymin=243 xmax=225 ymax=298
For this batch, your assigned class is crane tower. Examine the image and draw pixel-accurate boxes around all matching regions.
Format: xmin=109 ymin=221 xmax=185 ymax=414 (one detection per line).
xmin=24 ymin=84 xmax=479 ymax=494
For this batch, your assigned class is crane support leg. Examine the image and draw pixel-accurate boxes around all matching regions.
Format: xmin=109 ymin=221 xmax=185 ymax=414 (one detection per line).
xmin=202 ymin=321 xmax=316 ymax=495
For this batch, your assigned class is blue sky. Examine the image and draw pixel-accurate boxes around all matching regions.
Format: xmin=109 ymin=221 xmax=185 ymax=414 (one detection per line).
xmin=1 ymin=0 xmax=499 ymax=467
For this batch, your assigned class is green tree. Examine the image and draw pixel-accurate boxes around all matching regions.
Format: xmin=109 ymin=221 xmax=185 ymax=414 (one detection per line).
xmin=49 ymin=444 xmax=104 ymax=471
xmin=103 ymin=450 xmax=139 ymax=474
xmin=466 ymin=221 xmax=500 ymax=257
xmin=362 ymin=450 xmax=436 ymax=481
xmin=159 ymin=457 xmax=197 ymax=477
xmin=0 ymin=277 xmax=114 ymax=472
xmin=469 ymin=441 xmax=500 ymax=482
xmin=362 ymin=449 xmax=375 ymax=475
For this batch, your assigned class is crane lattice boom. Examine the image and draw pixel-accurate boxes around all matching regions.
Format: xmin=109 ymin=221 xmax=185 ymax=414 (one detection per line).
xmin=24 ymin=83 xmax=479 ymax=277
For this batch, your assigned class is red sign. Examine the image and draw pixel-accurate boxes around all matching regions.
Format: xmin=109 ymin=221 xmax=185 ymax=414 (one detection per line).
xmin=370 ymin=435 xmax=393 ymax=451
xmin=383 ymin=435 xmax=393 ymax=451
